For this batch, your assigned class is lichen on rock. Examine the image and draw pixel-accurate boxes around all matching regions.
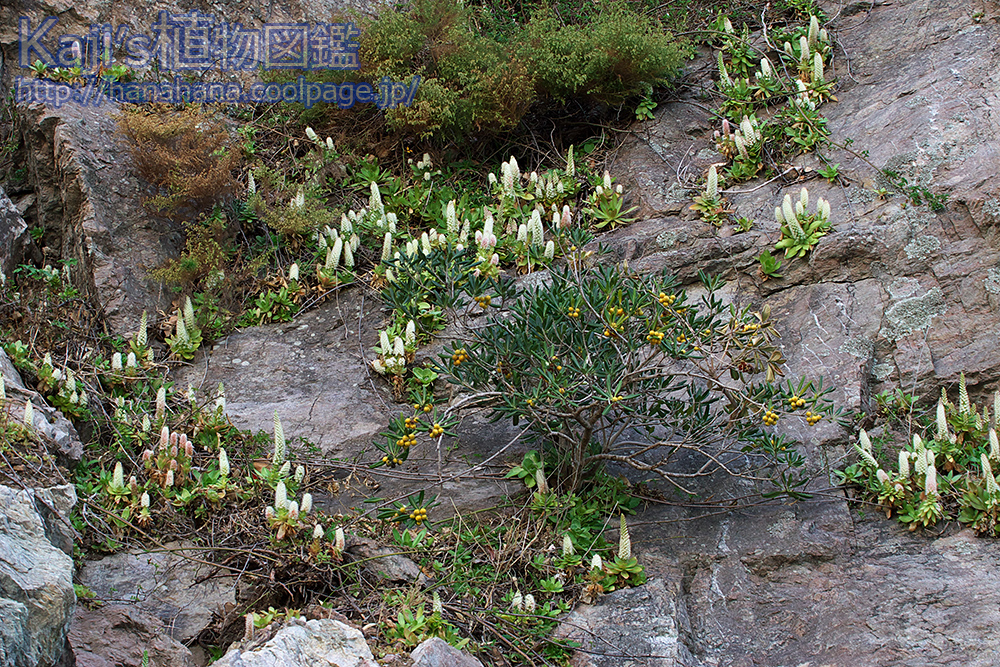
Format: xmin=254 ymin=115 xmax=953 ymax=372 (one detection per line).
xmin=879 ymin=287 xmax=946 ymax=342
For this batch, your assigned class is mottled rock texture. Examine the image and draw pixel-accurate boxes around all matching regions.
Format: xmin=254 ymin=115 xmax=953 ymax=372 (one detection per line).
xmin=0 ymin=484 xmax=76 ymax=667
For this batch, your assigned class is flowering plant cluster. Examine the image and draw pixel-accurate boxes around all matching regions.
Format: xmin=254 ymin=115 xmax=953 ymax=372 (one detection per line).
xmin=265 ymin=479 xmax=313 ymax=541
xmin=839 ymin=374 xmax=1000 ymax=535
xmin=696 ymin=12 xmax=835 ymax=229
xmin=773 ymin=187 xmax=832 ymax=258
xmin=165 ymin=296 xmax=204 ymax=361
xmin=36 ymin=352 xmax=89 ymax=419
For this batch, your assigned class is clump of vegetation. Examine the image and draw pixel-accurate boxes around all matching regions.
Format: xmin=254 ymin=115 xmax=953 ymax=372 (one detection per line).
xmin=151 ymin=211 xmax=229 ymax=288
xmin=773 ymin=187 xmax=832 ymax=258
xmin=118 ymin=107 xmax=239 ymax=219
xmin=837 ymin=373 xmax=1000 ymax=535
xmin=359 ymin=0 xmax=689 ymax=139
xmin=381 ymin=264 xmax=843 ymax=495
xmin=689 ymin=164 xmax=729 ymax=226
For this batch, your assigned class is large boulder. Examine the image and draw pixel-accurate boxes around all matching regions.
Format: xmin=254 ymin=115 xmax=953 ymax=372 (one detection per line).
xmin=173 ymin=288 xmax=392 ymax=459
xmin=70 ymin=604 xmax=197 ymax=667
xmin=13 ymin=98 xmax=180 ymax=335
xmin=78 ymin=543 xmax=236 ymax=642
xmin=0 ymin=484 xmax=76 ymax=667
xmin=212 ymin=617 xmax=378 ymax=667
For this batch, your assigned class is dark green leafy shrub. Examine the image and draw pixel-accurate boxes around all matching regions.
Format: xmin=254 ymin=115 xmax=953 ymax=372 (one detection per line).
xmin=517 ymin=4 xmax=688 ymax=105
xmin=377 ymin=263 xmax=842 ymax=494
xmin=359 ymin=0 xmax=689 ymax=139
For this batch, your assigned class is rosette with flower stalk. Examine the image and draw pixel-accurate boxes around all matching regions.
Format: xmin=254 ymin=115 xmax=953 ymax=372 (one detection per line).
xmin=191 ymin=382 xmax=231 ymax=450
xmin=135 ymin=492 xmax=153 ymax=527
xmin=254 ymin=410 xmax=298 ymax=491
xmin=512 ymin=206 xmax=553 ymax=274
xmin=689 ymin=165 xmax=730 ymax=226
xmin=371 ymin=329 xmax=410 ymax=400
xmin=195 ymin=447 xmax=241 ymax=502
xmin=773 ymin=187 xmax=832 ymax=258
xmin=909 ymin=464 xmax=945 ymax=528
xmin=472 ymin=210 xmax=501 ymax=279
xmin=585 ymin=170 xmax=637 ymax=230
xmin=105 ymin=461 xmax=131 ymax=505
xmin=265 ymin=480 xmax=312 ymax=541
xmin=129 ymin=310 xmax=150 ymax=361
xmin=604 ymin=515 xmax=646 ymax=586
xmin=957 ymin=453 xmax=1000 ymax=534
xmin=165 ymin=296 xmax=203 ymax=360
xmin=142 ymin=425 xmax=194 ymax=490
xmin=874 ymin=468 xmax=908 ymax=517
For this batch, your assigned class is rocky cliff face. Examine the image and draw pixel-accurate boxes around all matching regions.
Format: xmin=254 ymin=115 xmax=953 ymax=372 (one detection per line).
xmin=566 ymin=1 xmax=1000 ymax=663
xmin=615 ymin=0 xmax=1000 ymax=416
xmin=5 ymin=0 xmax=1000 ymax=665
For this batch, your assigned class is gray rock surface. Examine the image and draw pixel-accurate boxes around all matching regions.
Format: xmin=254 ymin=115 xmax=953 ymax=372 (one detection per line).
xmin=615 ymin=0 xmax=1000 ymax=418
xmin=30 ymin=485 xmax=77 ymax=558
xmin=0 ymin=186 xmax=35 ymax=279
xmin=606 ymin=499 xmax=1000 ymax=667
xmin=566 ymin=1 xmax=1000 ymax=666
xmin=173 ymin=288 xmax=521 ymax=519
xmin=13 ymin=99 xmax=181 ymax=336
xmin=557 ymin=578 xmax=697 ymax=667
xmin=174 ymin=288 xmax=393 ymax=458
xmin=213 ymin=618 xmax=378 ymax=667
xmin=78 ymin=543 xmax=236 ymax=641
xmin=410 ymin=637 xmax=483 ymax=667
xmin=0 ymin=484 xmax=76 ymax=667
xmin=346 ymin=537 xmax=426 ymax=585
xmin=69 ymin=604 xmax=197 ymax=667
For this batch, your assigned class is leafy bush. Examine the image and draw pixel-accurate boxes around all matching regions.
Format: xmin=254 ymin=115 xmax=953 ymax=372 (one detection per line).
xmin=359 ymin=0 xmax=689 ymax=139
xmin=517 ymin=4 xmax=688 ymax=105
xmin=377 ymin=263 xmax=842 ymax=494
xmin=151 ymin=211 xmax=230 ymax=289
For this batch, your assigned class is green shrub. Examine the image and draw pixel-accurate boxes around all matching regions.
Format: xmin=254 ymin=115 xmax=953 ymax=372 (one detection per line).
xmin=375 ymin=263 xmax=843 ymax=494
xmin=517 ymin=4 xmax=688 ymax=105
xmin=359 ymin=0 xmax=689 ymax=139
xmin=152 ymin=211 xmax=229 ymax=288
